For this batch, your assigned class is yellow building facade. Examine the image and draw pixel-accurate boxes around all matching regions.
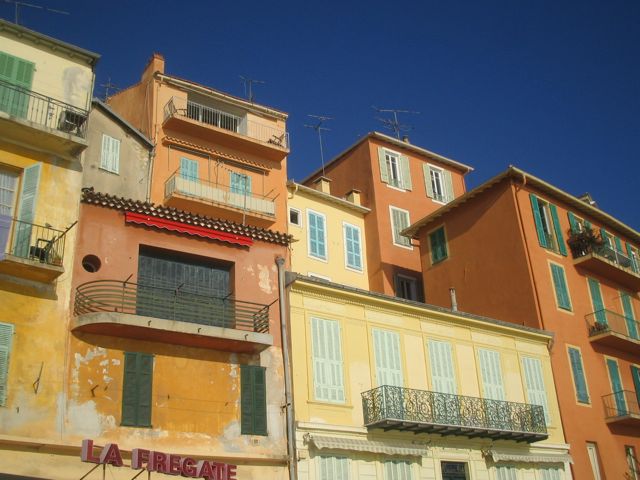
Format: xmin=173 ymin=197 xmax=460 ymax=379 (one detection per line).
xmin=287 ymin=275 xmax=573 ymax=480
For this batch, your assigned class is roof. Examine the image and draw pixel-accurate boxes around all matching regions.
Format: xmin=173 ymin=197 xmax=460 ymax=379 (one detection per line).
xmin=301 ymin=131 xmax=473 ymax=184
xmin=81 ymin=188 xmax=292 ymax=246
xmin=403 ymin=166 xmax=640 ymax=243
xmin=0 ymin=19 xmax=100 ymax=66
xmin=287 ymin=181 xmax=371 ymax=214
xmin=92 ymin=99 xmax=154 ymax=148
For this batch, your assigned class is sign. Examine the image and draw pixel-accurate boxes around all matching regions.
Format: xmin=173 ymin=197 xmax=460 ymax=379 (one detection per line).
xmin=81 ymin=439 xmax=237 ymax=480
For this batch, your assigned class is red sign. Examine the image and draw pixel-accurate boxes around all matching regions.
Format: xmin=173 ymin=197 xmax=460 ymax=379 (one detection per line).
xmin=81 ymin=439 xmax=237 ymax=480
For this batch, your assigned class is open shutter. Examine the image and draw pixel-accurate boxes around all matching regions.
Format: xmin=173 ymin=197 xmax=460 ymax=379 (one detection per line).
xmin=567 ymin=212 xmax=579 ymax=233
xmin=478 ymin=349 xmax=505 ymax=401
xmin=378 ymin=147 xmax=389 ymax=183
xmin=522 ymin=356 xmax=550 ymax=425
xmin=399 ymin=155 xmax=412 ymax=190
xmin=100 ymin=134 xmax=111 ymax=170
xmin=373 ymin=329 xmax=403 ymax=387
xmin=549 ymin=204 xmax=567 ymax=256
xmin=600 ymin=228 xmax=610 ymax=247
xmin=568 ymin=348 xmax=589 ymax=403
xmin=0 ymin=323 xmax=14 ymax=406
xmin=423 ymin=164 xmax=434 ymax=198
xmin=588 ymin=278 xmax=607 ymax=325
xmin=626 ymin=243 xmax=639 ymax=273
xmin=614 ymin=236 xmax=624 ymax=253
xmin=428 ymin=340 xmax=456 ymax=394
xmin=443 ymin=170 xmax=454 ymax=203
xmin=13 ymin=163 xmax=40 ymax=258
xmin=621 ymin=292 xmax=639 ymax=339
xmin=530 ymin=194 xmax=549 ymax=248
xmin=631 ymin=366 xmax=640 ymax=408
xmin=606 ymin=358 xmax=627 ymax=415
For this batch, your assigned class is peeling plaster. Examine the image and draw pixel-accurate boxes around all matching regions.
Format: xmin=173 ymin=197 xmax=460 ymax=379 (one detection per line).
xmin=257 ymin=264 xmax=273 ymax=294
xmin=72 ymin=347 xmax=107 ymax=397
xmin=67 ymin=400 xmax=115 ymax=437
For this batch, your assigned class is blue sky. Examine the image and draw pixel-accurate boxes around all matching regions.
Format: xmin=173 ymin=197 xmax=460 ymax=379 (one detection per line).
xmin=3 ymin=0 xmax=638 ymax=229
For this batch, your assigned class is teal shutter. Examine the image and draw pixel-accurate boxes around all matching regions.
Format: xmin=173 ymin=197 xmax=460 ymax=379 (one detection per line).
xmin=423 ymin=164 xmax=434 ymax=198
xmin=308 ymin=212 xmax=326 ymax=259
xmin=478 ymin=349 xmax=505 ymax=401
xmin=530 ymin=194 xmax=549 ymax=248
xmin=399 ymin=155 xmax=412 ymax=190
xmin=606 ymin=358 xmax=627 ymax=415
xmin=631 ymin=366 xmax=640 ymax=408
xmin=549 ymin=204 xmax=567 ymax=256
xmin=568 ymin=347 xmax=589 ymax=403
xmin=240 ymin=365 xmax=267 ymax=435
xmin=626 ymin=243 xmax=639 ymax=273
xmin=179 ymin=157 xmax=199 ymax=180
xmin=121 ymin=352 xmax=153 ymax=427
xmin=550 ymin=264 xmax=571 ymax=310
xmin=428 ymin=340 xmax=456 ymax=394
xmin=0 ymin=51 xmax=34 ymax=118
xmin=522 ymin=356 xmax=550 ymax=425
xmin=600 ymin=228 xmax=610 ymax=248
xmin=13 ymin=163 xmax=40 ymax=258
xmin=311 ymin=318 xmax=344 ymax=402
xmin=614 ymin=236 xmax=624 ymax=253
xmin=567 ymin=212 xmax=579 ymax=233
xmin=443 ymin=169 xmax=454 ymax=203
xmin=373 ymin=329 xmax=403 ymax=387
xmin=0 ymin=322 xmax=14 ymax=406
xmin=587 ymin=278 xmax=607 ymax=325
xmin=378 ymin=147 xmax=389 ymax=183
xmin=344 ymin=224 xmax=362 ymax=270
xmin=621 ymin=292 xmax=639 ymax=339
xmin=429 ymin=227 xmax=447 ymax=263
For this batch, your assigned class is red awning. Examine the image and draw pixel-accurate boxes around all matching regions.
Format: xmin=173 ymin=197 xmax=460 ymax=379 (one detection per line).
xmin=125 ymin=211 xmax=253 ymax=247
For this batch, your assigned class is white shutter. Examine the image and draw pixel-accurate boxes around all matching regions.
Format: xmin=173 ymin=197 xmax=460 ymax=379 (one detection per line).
xmin=319 ymin=456 xmax=349 ymax=480
xmin=384 ymin=460 xmax=412 ymax=480
xmin=373 ymin=329 xmax=403 ymax=387
xmin=110 ymin=136 xmax=120 ymax=173
xmin=378 ymin=147 xmax=389 ymax=183
xmin=428 ymin=340 xmax=456 ymax=394
xmin=478 ymin=349 xmax=506 ymax=401
xmin=522 ymin=357 xmax=551 ymax=425
xmin=496 ymin=466 xmax=517 ymax=480
xmin=0 ymin=322 xmax=15 ymax=406
xmin=100 ymin=134 xmax=111 ymax=170
xmin=540 ymin=468 xmax=561 ymax=480
xmin=311 ymin=318 xmax=344 ymax=402
xmin=399 ymin=155 xmax=412 ymax=190
xmin=443 ymin=169 xmax=454 ymax=202
xmin=13 ymin=163 xmax=40 ymax=257
xmin=423 ymin=164 xmax=434 ymax=198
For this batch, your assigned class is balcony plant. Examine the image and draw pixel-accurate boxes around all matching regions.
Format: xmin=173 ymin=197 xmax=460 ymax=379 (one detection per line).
xmin=589 ymin=320 xmax=610 ymax=336
xmin=567 ymin=226 xmax=601 ymax=258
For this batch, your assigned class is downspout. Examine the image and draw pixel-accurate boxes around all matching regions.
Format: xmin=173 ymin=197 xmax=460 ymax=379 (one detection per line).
xmin=276 ymin=256 xmax=297 ymax=480
xmin=145 ymin=146 xmax=155 ymax=203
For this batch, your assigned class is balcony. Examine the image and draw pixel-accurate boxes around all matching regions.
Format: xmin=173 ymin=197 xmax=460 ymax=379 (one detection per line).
xmin=164 ymin=171 xmax=276 ymax=221
xmin=586 ymin=309 xmax=640 ymax=353
xmin=603 ymin=390 xmax=640 ymax=427
xmin=163 ymin=97 xmax=289 ymax=161
xmin=72 ymin=280 xmax=273 ymax=352
xmin=362 ymin=385 xmax=547 ymax=443
xmin=0 ymin=217 xmax=69 ymax=282
xmin=0 ymin=79 xmax=89 ymax=157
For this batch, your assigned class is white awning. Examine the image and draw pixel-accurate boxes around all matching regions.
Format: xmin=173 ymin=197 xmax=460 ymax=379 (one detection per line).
xmin=305 ymin=434 xmax=428 ymax=457
xmin=486 ymin=451 xmax=573 ymax=464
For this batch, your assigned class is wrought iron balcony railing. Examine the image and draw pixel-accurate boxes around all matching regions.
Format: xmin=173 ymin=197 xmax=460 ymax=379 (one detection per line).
xmin=603 ymin=390 xmax=640 ymax=421
xmin=74 ymin=280 xmax=270 ymax=333
xmin=362 ymin=385 xmax=547 ymax=443
xmin=0 ymin=78 xmax=89 ymax=138
xmin=163 ymin=96 xmax=289 ymax=149
xmin=1 ymin=217 xmax=68 ymax=267
xmin=585 ymin=309 xmax=640 ymax=341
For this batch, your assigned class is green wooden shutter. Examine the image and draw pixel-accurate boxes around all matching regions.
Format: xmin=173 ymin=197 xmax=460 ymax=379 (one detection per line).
xmin=478 ymin=349 xmax=505 ymax=401
xmin=240 ymin=365 xmax=267 ymax=435
xmin=428 ymin=340 xmax=456 ymax=394
xmin=530 ymin=194 xmax=549 ymax=248
xmin=373 ymin=329 xmax=403 ymax=387
xmin=430 ymin=227 xmax=447 ymax=263
xmin=550 ymin=264 xmax=571 ymax=310
xmin=311 ymin=318 xmax=344 ymax=402
xmin=378 ymin=147 xmax=389 ymax=183
xmin=443 ymin=170 xmax=454 ymax=203
xmin=0 ymin=52 xmax=34 ymax=118
xmin=587 ymin=278 xmax=607 ymax=325
xmin=522 ymin=356 xmax=550 ymax=425
xmin=568 ymin=347 xmax=589 ymax=403
xmin=137 ymin=353 xmax=153 ymax=427
xmin=399 ymin=155 xmax=412 ymax=190
xmin=13 ymin=163 xmax=40 ymax=258
xmin=606 ymin=358 xmax=627 ymax=415
xmin=549 ymin=204 xmax=567 ymax=256
xmin=626 ymin=243 xmax=639 ymax=273
xmin=12 ymin=58 xmax=33 ymax=118
xmin=0 ymin=322 xmax=14 ymax=407
xmin=621 ymin=292 xmax=639 ymax=339
xmin=631 ymin=366 xmax=640 ymax=408
xmin=567 ymin=212 xmax=579 ymax=234
xmin=121 ymin=352 xmax=153 ymax=427
xmin=614 ymin=236 xmax=624 ymax=253
xmin=600 ymin=228 xmax=610 ymax=247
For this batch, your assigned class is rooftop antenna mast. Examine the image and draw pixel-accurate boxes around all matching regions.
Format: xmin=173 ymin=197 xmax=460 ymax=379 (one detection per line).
xmin=3 ymin=0 xmax=69 ymax=25
xmin=372 ymin=106 xmax=419 ymax=139
xmin=304 ymin=114 xmax=332 ymax=176
xmin=239 ymin=76 xmax=265 ymax=103
xmin=100 ymin=77 xmax=119 ymax=101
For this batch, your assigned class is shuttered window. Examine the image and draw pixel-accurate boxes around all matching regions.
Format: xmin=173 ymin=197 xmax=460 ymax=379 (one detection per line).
xmin=390 ymin=207 xmax=411 ymax=248
xmin=121 ymin=352 xmax=153 ymax=427
xmin=318 ymin=456 xmax=349 ymax=480
xmin=429 ymin=226 xmax=448 ymax=264
xmin=522 ymin=356 xmax=551 ymax=425
xmin=240 ymin=365 xmax=267 ymax=435
xmin=0 ymin=168 xmax=18 ymax=217
xmin=0 ymin=322 xmax=15 ymax=406
xmin=423 ymin=164 xmax=454 ymax=203
xmin=308 ymin=210 xmax=327 ymax=260
xmin=626 ymin=243 xmax=639 ymax=273
xmin=0 ymin=51 xmax=34 ymax=118
xmin=179 ymin=157 xmax=199 ymax=180
xmin=378 ymin=147 xmax=411 ymax=190
xmin=606 ymin=358 xmax=627 ymax=415
xmin=539 ymin=468 xmax=561 ymax=480
xmin=588 ymin=278 xmax=607 ymax=325
xmin=478 ymin=349 xmax=505 ymax=401
xmin=631 ymin=366 xmax=640 ymax=408
xmin=428 ymin=339 xmax=456 ymax=394
xmin=496 ymin=466 xmax=518 ymax=480
xmin=621 ymin=291 xmax=639 ymax=340
xmin=311 ymin=317 xmax=345 ymax=403
xmin=230 ymin=171 xmax=252 ymax=196
xmin=567 ymin=347 xmax=589 ymax=404
xmin=384 ymin=460 xmax=413 ymax=480
xmin=343 ymin=223 xmax=362 ymax=271
xmin=13 ymin=163 xmax=41 ymax=258
xmin=550 ymin=264 xmax=571 ymax=311
xmin=530 ymin=194 xmax=567 ymax=255
xmin=373 ymin=329 xmax=403 ymax=387
xmin=100 ymin=134 xmax=121 ymax=174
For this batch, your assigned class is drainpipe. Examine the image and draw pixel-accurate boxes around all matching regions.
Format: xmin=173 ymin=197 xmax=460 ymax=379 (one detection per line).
xmin=449 ymin=288 xmax=458 ymax=311
xmin=276 ymin=256 xmax=297 ymax=480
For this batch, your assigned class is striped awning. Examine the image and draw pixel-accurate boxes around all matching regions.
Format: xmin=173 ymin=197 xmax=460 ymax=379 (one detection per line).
xmin=486 ymin=450 xmax=573 ymax=464
xmin=305 ymin=434 xmax=428 ymax=457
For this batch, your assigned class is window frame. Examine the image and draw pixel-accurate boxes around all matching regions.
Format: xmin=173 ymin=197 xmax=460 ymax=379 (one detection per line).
xmin=288 ymin=207 xmax=302 ymax=227
xmin=385 ymin=149 xmax=403 ymax=189
xmin=389 ymin=206 xmax=412 ymax=249
xmin=100 ymin=134 xmax=121 ymax=174
xmin=307 ymin=209 xmax=328 ymax=261
xmin=395 ymin=274 xmax=419 ymax=301
xmin=586 ymin=442 xmax=603 ymax=480
xmin=342 ymin=222 xmax=363 ymax=272
xmin=429 ymin=165 xmax=446 ymax=203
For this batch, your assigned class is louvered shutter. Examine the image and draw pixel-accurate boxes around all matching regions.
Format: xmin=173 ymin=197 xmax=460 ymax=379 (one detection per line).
xmin=626 ymin=243 xmax=639 ymax=273
xmin=314 ymin=213 xmax=326 ymax=258
xmin=631 ymin=366 xmax=640 ymax=408
xmin=0 ymin=323 xmax=14 ymax=406
xmin=600 ymin=228 xmax=610 ymax=247
xmin=567 ymin=212 xmax=579 ymax=233
xmin=100 ymin=134 xmax=111 ymax=170
xmin=428 ymin=340 xmax=456 ymax=394
xmin=136 ymin=353 xmax=153 ymax=427
xmin=384 ymin=460 xmax=412 ymax=480
xmin=0 ymin=52 xmax=34 ymax=118
xmin=588 ymin=278 xmax=607 ymax=325
xmin=568 ymin=348 xmax=589 ymax=403
xmin=344 ymin=224 xmax=362 ymax=270
xmin=620 ymin=292 xmax=639 ymax=339
xmin=373 ymin=329 xmax=403 ymax=387
xmin=550 ymin=264 xmax=571 ymax=310
xmin=478 ymin=349 xmax=505 ymax=401
xmin=540 ymin=468 xmax=561 ymax=480
xmin=121 ymin=352 xmax=153 ymax=427
xmin=110 ymin=137 xmax=120 ymax=173
xmin=549 ymin=204 xmax=567 ymax=256
xmin=399 ymin=155 xmax=412 ymax=190
xmin=13 ymin=163 xmax=40 ymax=258
xmin=443 ymin=170 xmax=454 ymax=203
xmin=378 ymin=147 xmax=389 ymax=183
xmin=180 ymin=157 xmax=198 ymax=180
xmin=319 ymin=456 xmax=349 ymax=480
xmin=522 ymin=356 xmax=550 ymax=425
xmin=423 ymin=164 xmax=434 ymax=198
xmin=312 ymin=318 xmax=344 ymax=402
xmin=614 ymin=236 xmax=624 ymax=253
xmin=530 ymin=194 xmax=549 ymax=248
xmin=606 ymin=358 xmax=627 ymax=415
xmin=240 ymin=365 xmax=267 ymax=435
xmin=240 ymin=365 xmax=254 ymax=434
xmin=121 ymin=352 xmax=139 ymax=426
xmin=496 ymin=466 xmax=517 ymax=480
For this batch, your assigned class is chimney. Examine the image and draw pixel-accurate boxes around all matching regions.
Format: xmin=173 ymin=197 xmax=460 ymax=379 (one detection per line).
xmin=141 ymin=53 xmax=165 ymax=83
xmin=313 ymin=176 xmax=331 ymax=194
xmin=449 ymin=288 xmax=458 ymax=311
xmin=345 ymin=189 xmax=361 ymax=206
xmin=578 ymin=192 xmax=597 ymax=208
xmin=402 ymin=135 xmax=410 ymax=144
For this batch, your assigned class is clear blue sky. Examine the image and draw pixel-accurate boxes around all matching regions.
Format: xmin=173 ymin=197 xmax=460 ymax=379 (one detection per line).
xmin=3 ymin=0 xmax=638 ymax=229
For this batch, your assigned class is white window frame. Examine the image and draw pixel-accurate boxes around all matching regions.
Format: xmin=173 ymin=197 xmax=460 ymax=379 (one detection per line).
xmin=429 ymin=164 xmax=446 ymax=204
xmin=100 ymin=134 xmax=121 ymax=174
xmin=307 ymin=209 xmax=328 ymax=262
xmin=342 ymin=222 xmax=363 ymax=272
xmin=288 ymin=207 xmax=302 ymax=227
xmin=389 ymin=206 xmax=412 ymax=249
xmin=586 ymin=442 xmax=602 ymax=480
xmin=385 ymin=149 xmax=404 ymax=190
xmin=308 ymin=272 xmax=331 ymax=281
xmin=0 ymin=167 xmax=19 ymax=217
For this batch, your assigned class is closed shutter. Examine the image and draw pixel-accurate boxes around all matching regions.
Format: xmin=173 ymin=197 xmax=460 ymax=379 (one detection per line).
xmin=587 ymin=278 xmax=607 ymax=325
xmin=100 ymin=135 xmax=120 ymax=173
xmin=540 ymin=468 xmax=561 ymax=480
xmin=621 ymin=292 xmax=639 ymax=339
xmin=631 ymin=366 xmax=640 ymax=408
xmin=0 ymin=51 xmax=34 ymax=118
xmin=121 ymin=352 xmax=153 ymax=427
xmin=478 ymin=349 xmax=505 ymax=401
xmin=423 ymin=164 xmax=434 ymax=198
xmin=373 ymin=329 xmax=403 ymax=387
xmin=13 ymin=163 xmax=40 ymax=258
xmin=308 ymin=212 xmax=326 ymax=259
xmin=391 ymin=208 xmax=410 ymax=246
xmin=530 ymin=194 xmax=550 ymax=248
xmin=568 ymin=347 xmax=589 ymax=403
xmin=311 ymin=318 xmax=344 ymax=402
xmin=550 ymin=264 xmax=571 ymax=310
xmin=110 ymin=137 xmax=120 ymax=173
xmin=180 ymin=157 xmax=199 ymax=180
xmin=240 ymin=365 xmax=267 ymax=435
xmin=319 ymin=456 xmax=349 ymax=480
xmin=378 ymin=147 xmax=389 ymax=183
xmin=522 ymin=356 xmax=550 ymax=425
xmin=606 ymin=358 xmax=627 ymax=415
xmin=399 ymin=155 xmax=412 ymax=190
xmin=430 ymin=227 xmax=447 ymax=263
xmin=0 ymin=322 xmax=14 ymax=406
xmin=428 ymin=340 xmax=456 ymax=394
xmin=384 ymin=460 xmax=412 ymax=480
xmin=496 ymin=466 xmax=517 ymax=480
xmin=549 ymin=204 xmax=567 ymax=256
xmin=344 ymin=224 xmax=362 ymax=270
xmin=443 ymin=170 xmax=454 ymax=203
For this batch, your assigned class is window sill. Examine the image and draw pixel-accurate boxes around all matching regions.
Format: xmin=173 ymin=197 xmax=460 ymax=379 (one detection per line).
xmin=386 ymin=183 xmax=407 ymax=193
xmin=99 ymin=167 xmax=120 ymax=175
xmin=308 ymin=254 xmax=328 ymax=263
xmin=392 ymin=241 xmax=413 ymax=251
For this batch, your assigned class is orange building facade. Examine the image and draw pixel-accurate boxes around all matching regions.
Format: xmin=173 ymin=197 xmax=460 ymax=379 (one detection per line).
xmin=406 ymin=167 xmax=640 ymax=479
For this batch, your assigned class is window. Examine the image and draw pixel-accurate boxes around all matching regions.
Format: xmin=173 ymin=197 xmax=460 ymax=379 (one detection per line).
xmin=441 ymin=462 xmax=467 ymax=480
xmin=343 ymin=223 xmax=362 ymax=271
xmin=121 ymin=352 xmax=153 ymax=427
xmin=6 ymin=163 xmax=41 ymax=259
xmin=567 ymin=347 xmax=589 ymax=404
xmin=390 ymin=206 xmax=411 ymax=248
xmin=0 ymin=167 xmax=18 ymax=216
xmin=626 ymin=445 xmax=639 ymax=480
xmin=606 ymin=357 xmax=627 ymax=416
xmin=423 ymin=164 xmax=454 ymax=203
xmin=373 ymin=329 xmax=403 ymax=387
xmin=627 ymin=244 xmax=639 ymax=273
xmin=318 ymin=456 xmax=349 ymax=480
xmin=240 ymin=365 xmax=267 ymax=435
xmin=100 ymin=134 xmax=121 ymax=174
xmin=0 ymin=322 xmax=15 ymax=406
xmin=550 ymin=263 xmax=571 ymax=311
xmin=395 ymin=274 xmax=419 ymax=301
xmin=521 ymin=357 xmax=551 ymax=425
xmin=496 ymin=466 xmax=517 ymax=480
xmin=621 ymin=291 xmax=639 ymax=339
xmin=631 ymin=366 xmax=640 ymax=409
xmin=478 ymin=349 xmax=505 ymax=401
xmin=0 ymin=51 xmax=34 ymax=118
xmin=586 ymin=442 xmax=602 ymax=480
xmin=179 ymin=157 xmax=199 ymax=180
xmin=311 ymin=317 xmax=344 ymax=403
xmin=429 ymin=226 xmax=448 ymax=263
xmin=530 ymin=194 xmax=567 ymax=255
xmin=378 ymin=147 xmax=411 ymax=190
xmin=587 ymin=278 xmax=607 ymax=326
xmin=428 ymin=340 xmax=457 ymax=394
xmin=567 ymin=211 xmax=585 ymax=234
xmin=538 ymin=468 xmax=561 ymax=480
xmin=308 ymin=210 xmax=327 ymax=260
xmin=289 ymin=207 xmax=301 ymax=226
xmin=230 ymin=171 xmax=251 ymax=196
xmin=384 ymin=460 xmax=412 ymax=480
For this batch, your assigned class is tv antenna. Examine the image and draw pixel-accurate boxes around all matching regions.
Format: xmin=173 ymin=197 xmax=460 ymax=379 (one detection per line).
xmin=304 ymin=114 xmax=332 ymax=176
xmin=372 ymin=106 xmax=419 ymax=139
xmin=239 ymin=76 xmax=265 ymax=103
xmin=3 ymin=0 xmax=69 ymax=25
xmin=100 ymin=77 xmax=119 ymax=101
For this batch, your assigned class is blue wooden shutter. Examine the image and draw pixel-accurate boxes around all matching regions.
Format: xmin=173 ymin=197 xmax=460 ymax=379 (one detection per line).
xmin=13 ymin=163 xmax=40 ymax=258
xmin=631 ymin=366 xmax=640 ymax=408
xmin=0 ymin=322 xmax=14 ymax=406
xmin=240 ymin=365 xmax=267 ymax=435
xmin=522 ymin=356 xmax=550 ymax=425
xmin=620 ymin=292 xmax=639 ymax=339
xmin=550 ymin=264 xmax=571 ymax=310
xmin=308 ymin=212 xmax=326 ymax=259
xmin=587 ymin=278 xmax=607 ymax=325
xmin=606 ymin=358 xmax=627 ymax=415
xmin=567 ymin=212 xmax=579 ymax=233
xmin=428 ymin=340 xmax=456 ymax=394
xmin=568 ymin=347 xmax=589 ymax=403
xmin=344 ymin=224 xmax=362 ymax=270
xmin=530 ymin=194 xmax=549 ymax=248
xmin=549 ymin=204 xmax=567 ymax=256
xmin=478 ymin=349 xmax=505 ymax=401
xmin=179 ymin=157 xmax=198 ymax=180
xmin=372 ymin=329 xmax=403 ymax=387
xmin=378 ymin=147 xmax=389 ymax=183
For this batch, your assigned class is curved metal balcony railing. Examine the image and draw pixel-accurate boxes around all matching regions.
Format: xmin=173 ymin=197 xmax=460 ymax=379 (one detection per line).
xmin=362 ymin=385 xmax=547 ymax=442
